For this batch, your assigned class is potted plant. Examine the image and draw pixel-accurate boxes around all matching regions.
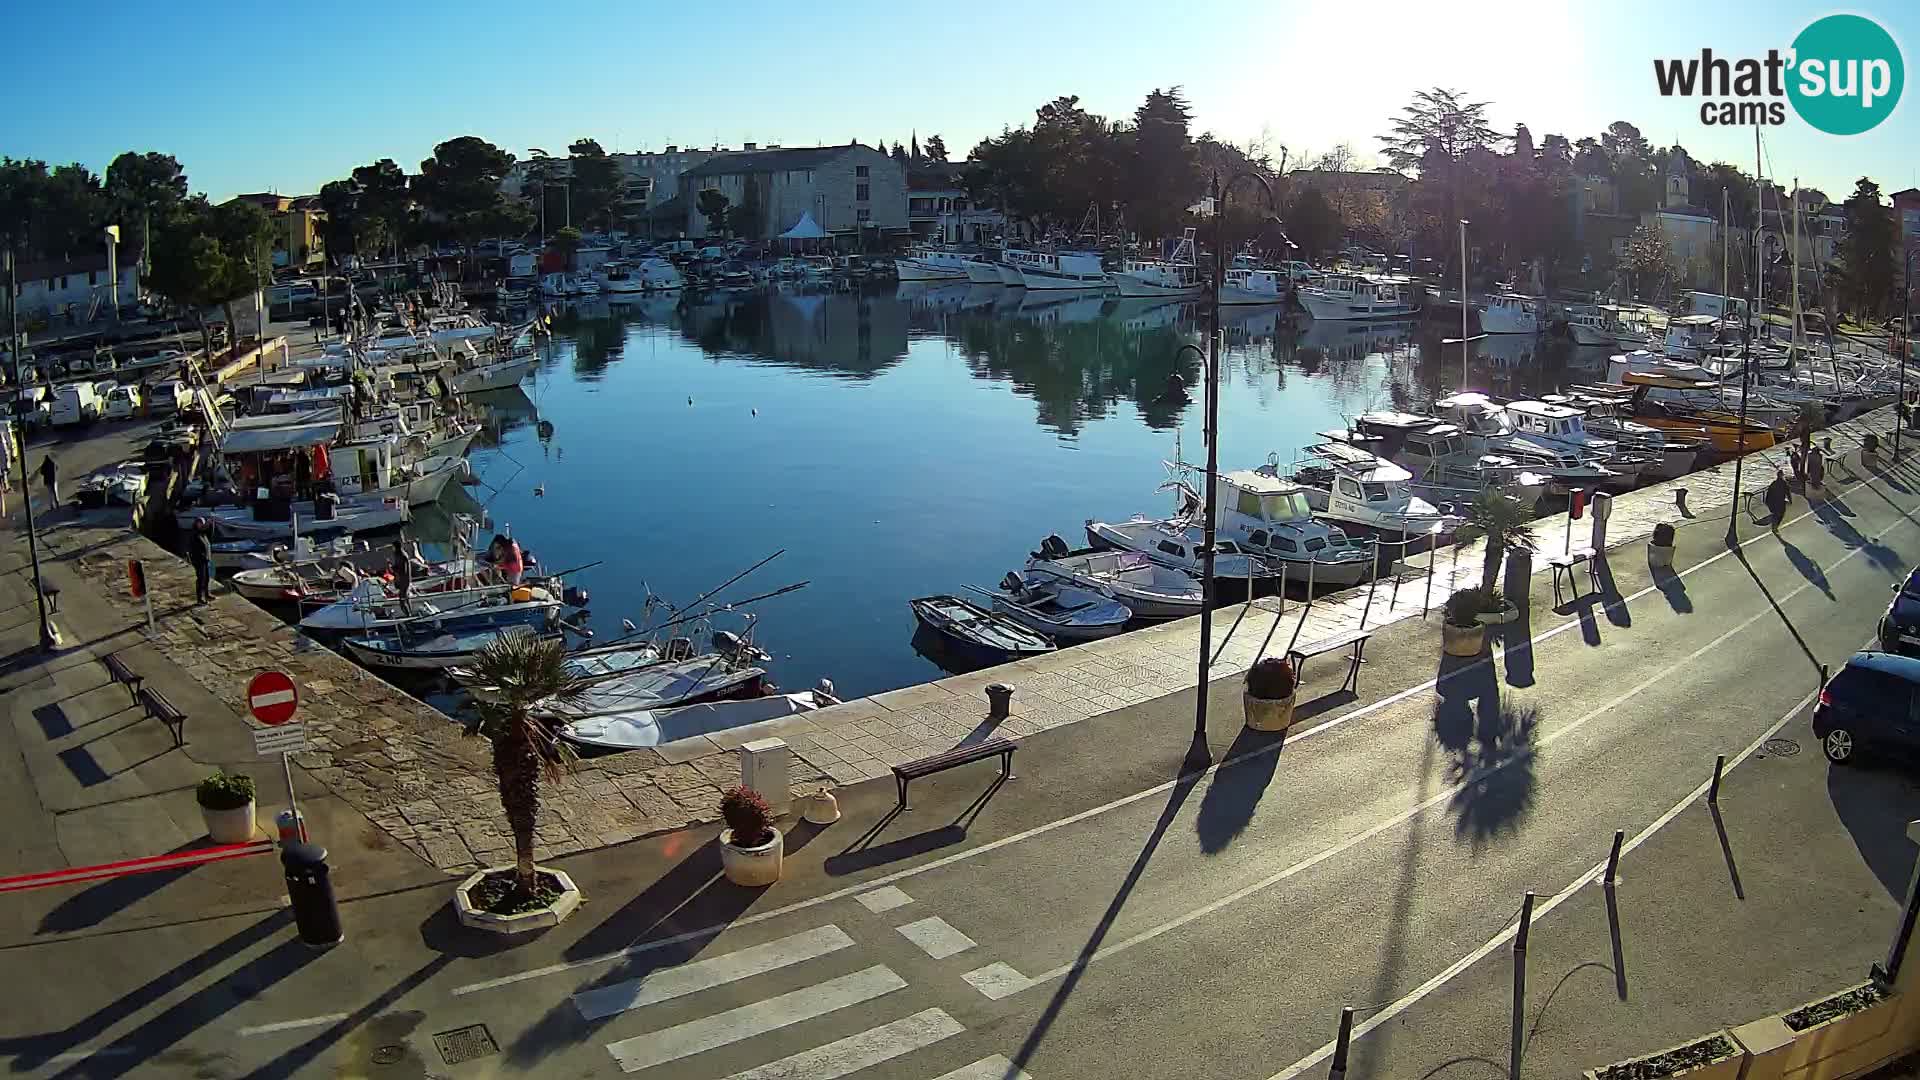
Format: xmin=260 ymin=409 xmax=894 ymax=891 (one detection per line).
xmin=1243 ymin=656 xmax=1298 ymax=732
xmin=1475 ymin=587 xmax=1518 ymax=626
xmin=197 ymin=771 xmax=257 ymax=843
xmin=454 ymin=631 xmax=588 ymax=934
xmin=1458 ymin=487 xmax=1538 ymax=608
xmin=1443 ymin=587 xmax=1488 ymax=656
xmin=1586 ymin=1031 xmax=1744 ymax=1080
xmin=719 ymin=785 xmax=783 ymax=886
xmin=1649 ymin=521 xmax=1677 ymax=569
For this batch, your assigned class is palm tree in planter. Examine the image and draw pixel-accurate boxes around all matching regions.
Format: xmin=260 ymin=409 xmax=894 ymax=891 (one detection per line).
xmin=1457 ymin=487 xmax=1537 ymax=622
xmin=459 ymin=631 xmax=589 ymax=927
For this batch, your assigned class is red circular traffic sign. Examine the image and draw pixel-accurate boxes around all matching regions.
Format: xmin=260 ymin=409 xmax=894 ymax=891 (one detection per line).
xmin=247 ymin=671 xmax=299 ymax=726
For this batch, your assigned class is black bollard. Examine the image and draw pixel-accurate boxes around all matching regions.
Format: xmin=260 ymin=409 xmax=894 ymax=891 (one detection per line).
xmin=282 ymin=841 xmax=343 ymax=947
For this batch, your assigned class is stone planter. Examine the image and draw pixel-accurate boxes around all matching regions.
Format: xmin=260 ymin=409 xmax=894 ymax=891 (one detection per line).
xmin=453 ymin=866 xmax=584 ymax=935
xmin=1584 ymin=1030 xmax=1745 ymax=1080
xmin=1732 ymin=981 xmax=1903 ymax=1080
xmin=1243 ymin=691 xmax=1296 ymax=732
xmin=1476 ymin=602 xmax=1520 ymax=626
xmin=720 ymin=826 xmax=783 ymax=887
xmin=1441 ymin=621 xmax=1486 ymax=657
xmin=1648 ymin=544 xmax=1675 ymax=570
xmin=201 ymin=799 xmax=257 ymax=843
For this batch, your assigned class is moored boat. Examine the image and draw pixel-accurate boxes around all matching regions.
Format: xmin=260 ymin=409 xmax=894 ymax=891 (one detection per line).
xmin=979 ymin=572 xmax=1132 ymax=643
xmin=909 ymin=595 xmax=1055 ymax=664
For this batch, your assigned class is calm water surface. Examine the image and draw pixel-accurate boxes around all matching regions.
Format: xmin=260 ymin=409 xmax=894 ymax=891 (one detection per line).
xmin=445 ymin=283 xmax=1602 ymax=699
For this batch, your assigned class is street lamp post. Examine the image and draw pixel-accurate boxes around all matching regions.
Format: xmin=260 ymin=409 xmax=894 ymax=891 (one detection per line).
xmin=103 ymin=225 xmax=120 ymax=321
xmin=4 ymin=243 xmax=58 ymax=651
xmin=1725 ymin=213 xmax=1760 ymax=547
xmin=1191 ymin=169 xmax=1279 ymax=753
xmin=1441 ymin=219 xmax=1484 ymax=386
xmin=1900 ymin=250 xmax=1912 ymax=461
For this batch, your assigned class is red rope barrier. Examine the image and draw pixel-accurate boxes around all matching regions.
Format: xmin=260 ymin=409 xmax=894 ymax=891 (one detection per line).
xmin=0 ymin=841 xmax=276 ymax=894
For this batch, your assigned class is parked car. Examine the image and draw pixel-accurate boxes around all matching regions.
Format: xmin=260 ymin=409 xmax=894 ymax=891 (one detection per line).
xmin=104 ymin=383 xmax=143 ymax=420
xmin=50 ymin=382 xmax=103 ymax=427
xmin=147 ymin=378 xmax=191 ymax=414
xmin=1879 ymin=569 xmax=1920 ymax=655
xmin=1812 ymin=651 xmax=1920 ymax=764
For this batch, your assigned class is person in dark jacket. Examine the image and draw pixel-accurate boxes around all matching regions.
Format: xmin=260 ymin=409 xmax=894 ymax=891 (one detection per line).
xmin=1764 ymin=468 xmax=1793 ymax=531
xmin=391 ymin=538 xmax=415 ymax=613
xmin=38 ymin=454 xmax=58 ymax=509
xmin=189 ymin=517 xmax=214 ymax=603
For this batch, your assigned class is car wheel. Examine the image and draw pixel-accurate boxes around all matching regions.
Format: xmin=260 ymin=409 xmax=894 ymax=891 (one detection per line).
xmin=1823 ymin=728 xmax=1857 ymax=765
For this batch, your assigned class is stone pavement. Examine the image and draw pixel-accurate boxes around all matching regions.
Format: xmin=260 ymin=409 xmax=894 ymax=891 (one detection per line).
xmin=0 ymin=401 xmax=1904 ymax=879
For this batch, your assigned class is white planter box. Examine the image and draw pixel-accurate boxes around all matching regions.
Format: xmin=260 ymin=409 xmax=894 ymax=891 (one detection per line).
xmin=201 ymin=799 xmax=257 ymax=843
xmin=453 ymin=866 xmax=584 ymax=935
xmin=1732 ymin=982 xmax=1904 ymax=1080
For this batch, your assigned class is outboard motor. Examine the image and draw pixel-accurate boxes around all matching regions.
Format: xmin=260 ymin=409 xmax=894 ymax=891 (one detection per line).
xmin=1000 ymin=571 xmax=1027 ymax=595
xmin=561 ymin=585 xmax=590 ymax=609
xmin=1040 ymin=534 xmax=1070 ymax=560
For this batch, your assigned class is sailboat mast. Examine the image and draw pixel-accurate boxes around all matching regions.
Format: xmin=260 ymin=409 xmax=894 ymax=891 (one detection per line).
xmin=1791 ymin=178 xmax=1802 ymax=359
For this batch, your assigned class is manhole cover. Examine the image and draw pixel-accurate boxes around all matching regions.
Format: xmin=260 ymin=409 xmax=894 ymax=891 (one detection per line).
xmin=371 ymin=1046 xmax=405 ymax=1065
xmin=1763 ymin=738 xmax=1802 ymax=757
xmin=434 ymin=1025 xmax=499 ymax=1066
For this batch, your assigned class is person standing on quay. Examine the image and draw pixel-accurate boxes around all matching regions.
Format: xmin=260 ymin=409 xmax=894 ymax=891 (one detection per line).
xmin=190 ymin=517 xmax=214 ymax=604
xmin=1764 ymin=468 xmax=1793 ymax=531
xmin=38 ymin=454 xmax=58 ymax=511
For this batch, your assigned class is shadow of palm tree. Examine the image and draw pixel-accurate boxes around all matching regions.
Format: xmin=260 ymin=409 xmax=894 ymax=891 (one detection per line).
xmin=1445 ymin=703 xmax=1540 ymax=849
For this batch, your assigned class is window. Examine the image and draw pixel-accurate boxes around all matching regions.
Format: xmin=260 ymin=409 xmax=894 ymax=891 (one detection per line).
xmin=1156 ymin=540 xmax=1186 ymax=558
xmin=1273 ymin=536 xmax=1298 ymax=553
xmin=1303 ymin=537 xmax=1325 ymax=552
xmin=856 ymin=165 xmax=869 ymax=178
xmin=1237 ymin=489 xmax=1262 ymax=517
xmin=1362 ymin=482 xmax=1390 ymax=502
xmin=857 ymin=209 xmax=870 ymax=223
xmin=1248 ymin=530 xmax=1269 ymax=548
xmin=856 ymin=184 xmax=870 ymax=202
xmin=1337 ymin=478 xmax=1363 ymax=499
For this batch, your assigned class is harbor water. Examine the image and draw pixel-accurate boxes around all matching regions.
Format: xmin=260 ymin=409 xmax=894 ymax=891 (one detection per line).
xmin=443 ymin=283 xmax=1604 ymax=699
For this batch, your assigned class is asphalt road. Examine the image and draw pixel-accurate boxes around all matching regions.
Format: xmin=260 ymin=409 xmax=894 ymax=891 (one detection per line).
xmin=6 ymin=460 xmax=1920 ymax=1079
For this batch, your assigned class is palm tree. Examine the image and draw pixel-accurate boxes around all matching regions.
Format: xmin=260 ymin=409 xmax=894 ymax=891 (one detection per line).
xmin=1460 ymin=486 xmax=1538 ymax=595
xmin=466 ymin=631 xmax=586 ymax=895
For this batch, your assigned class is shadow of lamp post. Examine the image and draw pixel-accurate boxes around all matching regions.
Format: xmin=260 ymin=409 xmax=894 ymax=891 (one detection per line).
xmin=3 ymin=242 xmax=58 ymax=651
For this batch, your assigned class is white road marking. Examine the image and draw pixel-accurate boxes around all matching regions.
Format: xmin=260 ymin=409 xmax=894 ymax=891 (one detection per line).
xmin=984 ymin=537 xmax=1893 ymax=1002
xmin=455 ymin=467 xmax=1905 ymax=998
xmin=934 ymin=1056 xmax=1036 ymax=1080
xmin=855 ymin=885 xmax=914 ymax=913
xmin=605 ymin=965 xmax=906 ymax=1073
xmin=1265 ymin=678 xmax=1833 ymax=1080
xmin=237 ymin=1013 xmax=351 ymax=1037
xmin=962 ymin=963 xmax=1034 ymax=1001
xmin=573 ymin=925 xmax=855 ymax=1021
xmin=896 ymin=916 xmax=976 ymax=960
xmin=721 ymin=1008 xmax=963 ymax=1080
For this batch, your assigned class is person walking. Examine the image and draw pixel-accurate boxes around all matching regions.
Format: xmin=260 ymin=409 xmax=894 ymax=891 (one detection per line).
xmin=1764 ymin=468 xmax=1793 ymax=532
xmin=189 ymin=517 xmax=214 ymax=604
xmin=0 ymin=418 xmax=13 ymax=519
xmin=37 ymin=454 xmax=58 ymax=511
xmin=1806 ymin=444 xmax=1827 ymax=497
xmin=391 ymin=537 xmax=418 ymax=613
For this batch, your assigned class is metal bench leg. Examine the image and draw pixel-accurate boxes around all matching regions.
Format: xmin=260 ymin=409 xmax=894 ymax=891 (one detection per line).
xmin=896 ymin=774 xmax=910 ymax=811
xmin=1001 ymin=750 xmax=1015 ymax=782
xmin=1345 ymin=642 xmax=1365 ymax=695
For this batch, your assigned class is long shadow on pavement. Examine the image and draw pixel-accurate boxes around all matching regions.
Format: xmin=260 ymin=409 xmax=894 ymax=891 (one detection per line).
xmin=1827 ymin=765 xmax=1920 ymax=900
xmin=1500 ymin=558 xmax=1536 ymax=688
xmin=38 ymin=840 xmax=224 ymax=934
xmin=1195 ymin=726 xmax=1289 ymax=855
xmin=1732 ymin=548 xmax=1824 ymax=674
xmin=0 ymin=910 xmax=292 ymax=1073
xmin=1593 ymin=555 xmax=1631 ymax=629
xmin=1653 ymin=566 xmax=1693 ymax=614
xmin=1009 ymin=734 xmax=1211 ymax=1072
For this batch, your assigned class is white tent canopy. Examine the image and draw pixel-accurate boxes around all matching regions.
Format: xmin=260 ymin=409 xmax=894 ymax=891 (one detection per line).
xmin=779 ymin=212 xmax=826 ymax=240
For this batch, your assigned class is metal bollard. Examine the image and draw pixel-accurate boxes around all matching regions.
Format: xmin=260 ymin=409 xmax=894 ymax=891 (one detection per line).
xmin=1605 ymin=829 xmax=1624 ymax=887
xmin=282 ymin=842 xmax=343 ymax=947
xmin=1510 ymin=891 xmax=1535 ymax=1080
xmin=985 ymin=682 xmax=1015 ymax=721
xmin=1708 ymin=754 xmax=1726 ymax=805
xmin=1328 ymin=1005 xmax=1356 ymax=1080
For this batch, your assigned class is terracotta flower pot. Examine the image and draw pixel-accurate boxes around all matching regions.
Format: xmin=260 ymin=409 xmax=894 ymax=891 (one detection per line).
xmin=1243 ymin=691 xmax=1296 ymax=732
xmin=1442 ymin=622 xmax=1486 ymax=657
xmin=720 ymin=826 xmax=784 ymax=886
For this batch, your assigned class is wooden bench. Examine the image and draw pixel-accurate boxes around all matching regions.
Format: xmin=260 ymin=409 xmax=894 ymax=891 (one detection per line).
xmin=1286 ymin=628 xmax=1372 ymax=696
xmin=136 ymin=686 xmax=187 ymax=748
xmin=1549 ymin=547 xmax=1599 ymax=606
xmin=100 ymin=652 xmax=144 ymax=705
xmin=892 ymin=736 xmax=1015 ymax=810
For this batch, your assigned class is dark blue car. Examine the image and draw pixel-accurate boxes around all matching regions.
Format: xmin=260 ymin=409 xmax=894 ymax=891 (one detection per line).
xmin=1812 ymin=652 xmax=1920 ymax=764
xmin=1877 ymin=568 xmax=1920 ymax=656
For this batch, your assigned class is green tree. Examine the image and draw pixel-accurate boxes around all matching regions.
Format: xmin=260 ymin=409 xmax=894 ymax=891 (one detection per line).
xmin=1378 ymin=88 xmax=1501 ymax=269
xmin=1624 ymin=220 xmax=1677 ymax=298
xmin=413 ymin=136 xmax=518 ymax=247
xmin=548 ymin=225 xmax=583 ymax=267
xmin=1837 ymin=176 xmax=1898 ymax=319
xmin=104 ymin=152 xmax=188 ymax=266
xmin=1122 ymin=87 xmax=1198 ymax=242
xmin=1284 ymin=187 xmax=1342 ymax=262
xmin=316 ymin=179 xmax=359 ymax=258
xmin=697 ymin=189 xmax=732 ymax=236
xmin=465 ymin=631 xmax=585 ymax=897
xmin=1600 ymin=120 xmax=1653 ymax=163
xmin=890 ymin=142 xmax=908 ymax=164
xmin=1458 ymin=487 xmax=1537 ymax=595
xmin=351 ymin=158 xmax=410 ymax=258
xmin=567 ymin=138 xmax=622 ymax=232
xmin=924 ymin=134 xmax=948 ymax=164
xmin=729 ymin=175 xmax=762 ymax=239
xmin=144 ymin=231 xmax=230 ymax=357
xmin=206 ymin=200 xmax=275 ymax=335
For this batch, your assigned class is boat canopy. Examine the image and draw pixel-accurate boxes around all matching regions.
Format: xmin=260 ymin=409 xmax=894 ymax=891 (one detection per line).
xmin=220 ymin=412 xmax=344 ymax=454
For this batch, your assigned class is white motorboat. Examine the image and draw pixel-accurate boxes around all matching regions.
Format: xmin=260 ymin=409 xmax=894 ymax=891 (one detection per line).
xmin=1433 ymin=392 xmax=1620 ymax=492
xmin=1027 ymin=536 xmax=1203 ymax=620
xmin=1112 ymin=229 xmax=1202 ymax=299
xmin=895 ymin=245 xmax=978 ymax=282
xmin=598 ymin=261 xmax=647 ymax=294
xmin=449 ymin=355 xmax=536 ymax=394
xmin=343 ymin=625 xmax=559 ymax=672
xmin=978 ymin=572 xmax=1133 ymax=642
xmin=1219 ymin=268 xmax=1286 ymax=306
xmin=1083 ymin=516 xmax=1283 ymax=599
xmin=298 ymin=578 xmax=559 ymax=635
xmin=537 ymin=655 xmax=771 ymax=720
xmin=1296 ymin=273 xmax=1416 ymax=321
xmin=1502 ymin=399 xmax=1647 ymax=487
xmin=993 ymin=260 xmax=1025 ymax=287
xmin=1283 ymin=441 xmax=1458 ymax=535
xmin=1542 ymin=392 xmax=1703 ymax=480
xmin=1662 ymin=314 xmax=1728 ymax=359
xmin=1564 ymin=306 xmax=1620 ymax=346
xmin=966 ymin=260 xmax=1004 ymax=285
xmin=1006 ymin=248 xmax=1108 ymax=290
xmin=1345 ymin=414 xmax=1549 ymax=508
xmin=562 ymin=691 xmax=832 ymax=751
xmin=1172 ymin=467 xmax=1375 ymax=589
xmin=1479 ymin=293 xmax=1542 ymax=335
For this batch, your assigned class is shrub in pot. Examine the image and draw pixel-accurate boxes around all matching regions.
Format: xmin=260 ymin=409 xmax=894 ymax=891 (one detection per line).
xmin=197 ymin=771 xmax=257 ymax=843
xmin=1475 ymin=586 xmax=1518 ymax=625
xmin=719 ymin=785 xmax=783 ymax=886
xmin=1243 ymin=656 xmax=1298 ymax=732
xmin=1649 ymin=521 xmax=1677 ymax=570
xmin=1442 ymin=587 xmax=1488 ymax=656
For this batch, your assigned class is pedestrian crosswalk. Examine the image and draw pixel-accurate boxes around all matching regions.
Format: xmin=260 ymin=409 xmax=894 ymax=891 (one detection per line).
xmin=578 ymin=910 xmax=1037 ymax=1079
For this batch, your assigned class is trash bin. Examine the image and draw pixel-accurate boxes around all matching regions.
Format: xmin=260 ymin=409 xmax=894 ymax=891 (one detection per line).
xmin=282 ymin=842 xmax=343 ymax=947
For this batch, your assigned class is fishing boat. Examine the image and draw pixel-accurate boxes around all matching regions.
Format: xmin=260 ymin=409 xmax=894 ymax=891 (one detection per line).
xmin=298 ymin=578 xmax=564 ymax=635
xmin=1006 ymin=248 xmax=1108 ymax=291
xmin=978 ymin=573 xmax=1133 ymax=643
xmin=1218 ymin=268 xmax=1286 ymax=306
xmin=1082 ymin=517 xmax=1284 ymax=599
xmin=1341 ymin=416 xmax=1551 ymax=508
xmin=562 ymin=690 xmax=837 ymax=752
xmin=909 ymin=595 xmax=1056 ymax=664
xmin=1112 ymin=230 xmax=1203 ymax=299
xmin=1282 ymin=441 xmax=1458 ymax=535
xmin=1479 ymin=293 xmax=1542 ymax=335
xmin=536 ymin=654 xmax=773 ymax=720
xmin=966 ymin=258 xmax=1005 ymax=285
xmin=1432 ymin=392 xmax=1621 ymax=493
xmin=1296 ymin=273 xmax=1416 ymax=321
xmin=895 ymin=245 xmax=979 ymax=282
xmin=343 ymin=625 xmax=560 ymax=672
xmin=1026 ymin=536 xmax=1204 ymax=619
xmin=449 ymin=354 xmax=536 ymax=394
xmin=1501 ymin=399 xmax=1650 ymax=488
xmin=1167 ymin=467 xmax=1376 ymax=589
xmin=1564 ymin=305 xmax=1620 ymax=346
xmin=1540 ymin=391 xmax=1705 ymax=480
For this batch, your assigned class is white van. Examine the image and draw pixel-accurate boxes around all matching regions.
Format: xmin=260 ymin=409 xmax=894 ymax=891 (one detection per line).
xmin=51 ymin=382 xmax=102 ymax=427
xmin=14 ymin=387 xmax=51 ymax=430
xmin=104 ymin=383 xmax=143 ymax=420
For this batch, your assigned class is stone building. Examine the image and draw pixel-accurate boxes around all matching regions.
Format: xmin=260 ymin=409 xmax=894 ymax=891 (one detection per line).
xmin=677 ymin=144 xmax=907 ymax=242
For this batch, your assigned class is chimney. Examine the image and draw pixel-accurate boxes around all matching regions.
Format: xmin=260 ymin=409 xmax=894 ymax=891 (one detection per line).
xmin=743 ymin=142 xmax=757 ymax=151
xmin=666 ymin=145 xmax=679 ymax=153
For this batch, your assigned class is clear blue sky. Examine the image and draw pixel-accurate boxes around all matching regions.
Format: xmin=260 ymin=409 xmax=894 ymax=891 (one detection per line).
xmin=8 ymin=0 xmax=1915 ymax=202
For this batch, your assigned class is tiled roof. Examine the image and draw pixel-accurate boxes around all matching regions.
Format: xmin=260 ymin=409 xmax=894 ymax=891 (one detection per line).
xmin=682 ymin=145 xmax=870 ymax=179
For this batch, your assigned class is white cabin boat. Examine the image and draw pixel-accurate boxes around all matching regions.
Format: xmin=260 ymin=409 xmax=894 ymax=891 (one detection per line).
xmin=1348 ymin=413 xmax=1549 ymax=507
xmin=448 ymin=355 xmax=536 ymax=394
xmin=1083 ymin=517 xmax=1281 ymax=598
xmin=1296 ymin=273 xmax=1416 ymax=321
xmin=1112 ymin=230 xmax=1202 ymax=298
xmin=1188 ymin=467 xmax=1374 ymax=587
xmin=1219 ymin=268 xmax=1286 ymax=306
xmin=1565 ymin=306 xmax=1619 ymax=346
xmin=1284 ymin=441 xmax=1456 ymax=534
xmin=1479 ymin=294 xmax=1542 ymax=335
xmin=1432 ymin=392 xmax=1619 ymax=492
xmin=896 ymin=245 xmax=979 ymax=282
xmin=1006 ymin=249 xmax=1108 ymax=290
xmin=1502 ymin=399 xmax=1645 ymax=487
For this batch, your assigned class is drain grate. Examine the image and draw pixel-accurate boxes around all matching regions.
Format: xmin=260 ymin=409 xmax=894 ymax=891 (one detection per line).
xmin=1763 ymin=738 xmax=1802 ymax=757
xmin=434 ymin=1024 xmax=499 ymax=1066
xmin=371 ymin=1046 xmax=405 ymax=1065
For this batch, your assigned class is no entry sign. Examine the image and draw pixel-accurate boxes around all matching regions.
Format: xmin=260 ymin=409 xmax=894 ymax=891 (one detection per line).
xmin=247 ymin=671 xmax=299 ymax=726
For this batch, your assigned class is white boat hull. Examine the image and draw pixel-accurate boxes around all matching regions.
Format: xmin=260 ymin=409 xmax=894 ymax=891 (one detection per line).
xmin=1016 ymin=266 xmax=1109 ymax=291
xmin=1479 ymin=307 xmax=1541 ymax=335
xmin=895 ymin=260 xmax=969 ymax=282
xmin=1112 ymin=272 xmax=1202 ymax=299
xmin=1298 ymin=291 xmax=1416 ymax=321
xmin=450 ymin=356 xmax=536 ymax=394
xmin=1567 ymin=323 xmax=1617 ymax=346
xmin=1218 ymin=285 xmax=1285 ymax=306
xmin=967 ymin=263 xmax=1004 ymax=285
